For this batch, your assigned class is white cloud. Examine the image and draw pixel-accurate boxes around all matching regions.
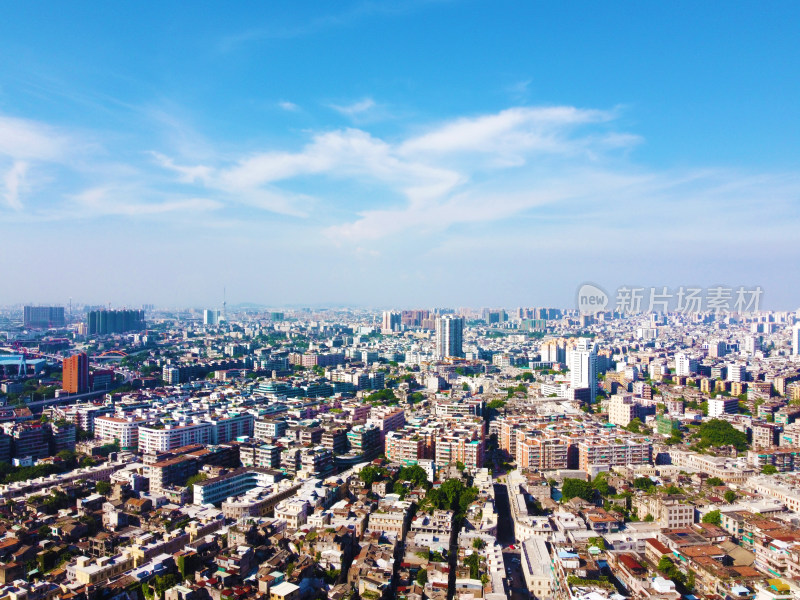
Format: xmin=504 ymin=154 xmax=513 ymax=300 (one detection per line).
xmin=147 ymin=104 xmax=648 ymax=229
xmin=399 ymin=106 xmax=616 ymax=157
xmin=506 ymin=79 xmax=532 ymax=99
xmin=0 ymin=115 xmax=68 ymax=161
xmin=329 ymin=97 xmax=377 ymax=117
xmin=2 ymin=161 xmax=27 ymax=210
xmin=278 ymin=101 xmax=300 ymax=112
xmin=157 ymin=128 xmax=463 ymax=217
xmin=150 ymin=151 xmax=214 ymax=185
xmin=70 ymin=187 xmax=222 ymax=216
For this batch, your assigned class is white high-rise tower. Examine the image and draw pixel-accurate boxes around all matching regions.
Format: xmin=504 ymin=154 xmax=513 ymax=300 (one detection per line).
xmin=793 ymin=323 xmax=800 ymax=356
xmin=569 ymin=338 xmax=597 ymax=402
xmin=435 ymin=315 xmax=464 ymax=359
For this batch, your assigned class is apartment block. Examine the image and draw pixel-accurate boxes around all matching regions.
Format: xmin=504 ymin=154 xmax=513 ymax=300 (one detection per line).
xmin=139 ymin=422 xmax=213 ymax=454
xmin=94 ymin=416 xmax=145 ymax=451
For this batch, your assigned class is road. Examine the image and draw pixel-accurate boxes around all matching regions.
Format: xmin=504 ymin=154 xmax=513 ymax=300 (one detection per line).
xmin=494 ymin=482 xmax=530 ymax=600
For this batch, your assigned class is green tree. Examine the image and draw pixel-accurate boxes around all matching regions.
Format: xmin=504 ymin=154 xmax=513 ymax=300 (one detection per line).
xmin=633 ymin=477 xmax=655 ymax=491
xmin=625 ymin=418 xmax=644 ymax=434
xmin=587 ymin=536 xmax=606 ymax=550
xmin=762 ymin=464 xmax=779 ymax=475
xmin=561 ymin=478 xmax=594 ymax=502
xmin=185 ymin=472 xmax=208 ymax=487
xmin=96 ymin=480 xmax=112 ymax=496
xmin=706 ymin=477 xmax=724 ymax=487
xmin=473 ymin=538 xmax=486 ymax=549
xmin=365 ymin=389 xmax=398 ymax=404
xmin=324 ymin=569 xmax=341 ymax=585
xmin=592 ymin=472 xmax=611 ymax=497
xmin=416 ymin=569 xmax=428 ymax=586
xmin=724 ymin=490 xmax=737 ymax=503
xmin=56 ymin=449 xmax=78 ymax=467
xmin=359 ymin=465 xmax=387 ymax=487
xmin=696 ymin=419 xmax=748 ymax=451
xmin=658 ymin=555 xmax=675 ymax=574
xmin=397 ymin=465 xmax=431 ymax=489
xmin=464 ymin=553 xmax=481 ymax=579
xmin=702 ymin=510 xmax=721 ymax=525
xmin=153 ymin=574 xmax=180 ymax=596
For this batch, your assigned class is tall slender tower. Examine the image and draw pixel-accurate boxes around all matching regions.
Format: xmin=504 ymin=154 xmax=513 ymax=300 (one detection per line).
xmin=223 ymin=286 xmax=227 ymax=323
xmin=63 ymin=352 xmax=90 ymax=394
xmin=569 ymin=339 xmax=597 ymax=402
xmin=435 ymin=315 xmax=464 ymax=359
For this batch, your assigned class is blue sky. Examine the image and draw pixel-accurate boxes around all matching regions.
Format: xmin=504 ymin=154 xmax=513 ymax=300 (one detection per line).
xmin=1 ymin=1 xmax=799 ymax=309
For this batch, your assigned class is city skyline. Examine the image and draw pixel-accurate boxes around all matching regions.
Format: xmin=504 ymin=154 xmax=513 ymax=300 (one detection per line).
xmin=1 ymin=2 xmax=799 ymax=308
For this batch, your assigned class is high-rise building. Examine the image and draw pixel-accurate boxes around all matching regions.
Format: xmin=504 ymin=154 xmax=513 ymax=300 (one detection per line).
xmin=381 ymin=310 xmax=401 ymax=332
xmin=435 ymin=315 xmax=464 ymax=359
xmin=87 ymin=309 xmax=145 ymax=335
xmin=727 ymin=363 xmax=746 ymax=383
xmin=63 ymin=353 xmax=89 ymax=394
xmin=708 ymin=397 xmax=739 ymax=417
xmin=23 ymin=306 xmax=65 ymax=329
xmin=675 ymin=353 xmax=698 ymax=377
xmin=709 ymin=340 xmax=727 ymax=358
xmin=203 ymin=309 xmax=220 ymax=326
xmin=793 ymin=324 xmax=800 ymax=356
xmin=569 ymin=338 xmax=597 ymax=402
xmin=744 ymin=335 xmax=761 ymax=356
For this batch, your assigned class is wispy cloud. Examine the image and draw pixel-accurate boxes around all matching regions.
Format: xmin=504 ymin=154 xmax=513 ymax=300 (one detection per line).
xmin=0 ymin=115 xmax=70 ymax=161
xmin=278 ymin=101 xmax=300 ymax=112
xmin=70 ymin=187 xmax=222 ymax=217
xmin=7 ymin=101 xmax=800 ymax=283
xmin=329 ymin=97 xmax=377 ymax=117
xmin=506 ymin=79 xmax=532 ymax=101
xmin=149 ymin=151 xmax=213 ymax=185
xmin=399 ymin=106 xmax=621 ymax=157
xmin=217 ymin=2 xmax=434 ymax=52
xmin=0 ymin=115 xmax=73 ymax=210
xmin=2 ymin=161 xmax=27 ymax=210
xmin=145 ymin=102 xmax=799 ymax=252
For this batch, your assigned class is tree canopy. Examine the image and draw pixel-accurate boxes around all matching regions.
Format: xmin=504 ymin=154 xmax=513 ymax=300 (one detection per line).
xmin=359 ymin=465 xmax=389 ymax=487
xmin=396 ymin=465 xmax=431 ymax=489
xmin=696 ymin=419 xmax=748 ymax=451
xmin=591 ymin=472 xmax=612 ymax=496
xmin=562 ymin=478 xmax=593 ymax=502
xmin=423 ymin=479 xmax=479 ymax=516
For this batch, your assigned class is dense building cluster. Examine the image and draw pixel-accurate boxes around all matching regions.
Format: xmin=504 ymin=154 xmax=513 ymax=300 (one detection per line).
xmin=0 ymin=304 xmax=800 ymax=600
